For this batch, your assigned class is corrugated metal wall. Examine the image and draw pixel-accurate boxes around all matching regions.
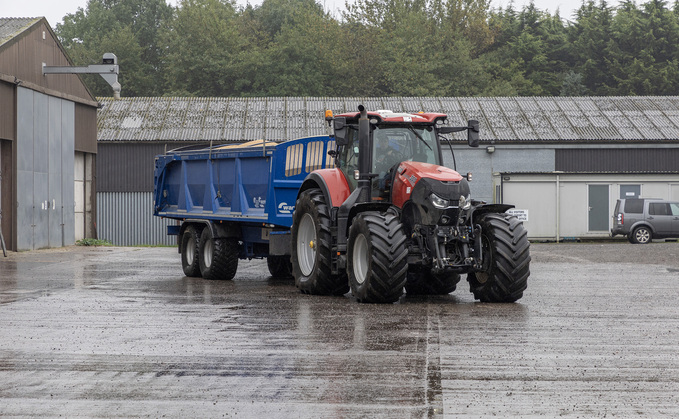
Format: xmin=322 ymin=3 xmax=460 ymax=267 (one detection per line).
xmin=556 ymin=148 xmax=679 ymax=172
xmin=97 ymin=142 xmax=198 ymax=192
xmin=96 ymin=192 xmax=177 ymax=246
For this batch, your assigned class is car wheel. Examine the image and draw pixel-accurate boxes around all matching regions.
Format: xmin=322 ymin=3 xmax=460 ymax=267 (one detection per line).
xmin=631 ymin=226 xmax=652 ymax=244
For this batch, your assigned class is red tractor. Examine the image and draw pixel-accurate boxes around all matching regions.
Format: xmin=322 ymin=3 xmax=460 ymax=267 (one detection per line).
xmin=291 ymin=105 xmax=530 ymax=303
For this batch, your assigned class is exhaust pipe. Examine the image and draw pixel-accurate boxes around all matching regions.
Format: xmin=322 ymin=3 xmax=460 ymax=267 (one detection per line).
xmin=357 ymin=105 xmax=371 ymax=203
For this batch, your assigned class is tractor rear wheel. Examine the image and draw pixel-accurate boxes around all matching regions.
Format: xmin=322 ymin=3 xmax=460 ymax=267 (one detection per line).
xmin=348 ymin=212 xmax=408 ymax=303
xmin=406 ymin=268 xmax=460 ymax=295
xmin=467 ymin=213 xmax=530 ymax=303
xmin=291 ymin=188 xmax=349 ymax=295
xmin=180 ymin=225 xmax=201 ymax=277
xmin=267 ymin=256 xmax=293 ymax=278
xmin=198 ymin=228 xmax=239 ymax=280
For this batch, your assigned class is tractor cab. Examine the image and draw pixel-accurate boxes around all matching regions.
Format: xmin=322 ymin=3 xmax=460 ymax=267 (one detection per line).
xmin=332 ymin=110 xmax=445 ymax=199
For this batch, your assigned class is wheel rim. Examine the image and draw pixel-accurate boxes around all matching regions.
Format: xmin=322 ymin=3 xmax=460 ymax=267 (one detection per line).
xmin=203 ymin=238 xmax=213 ymax=268
xmin=184 ymin=237 xmax=195 ymax=263
xmin=352 ymin=233 xmax=369 ymax=285
xmin=636 ymin=228 xmax=650 ymax=243
xmin=297 ymin=213 xmax=316 ymax=276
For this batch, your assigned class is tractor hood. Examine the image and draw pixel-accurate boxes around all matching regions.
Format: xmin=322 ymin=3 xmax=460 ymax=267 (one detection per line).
xmin=391 ymin=161 xmax=465 ymax=208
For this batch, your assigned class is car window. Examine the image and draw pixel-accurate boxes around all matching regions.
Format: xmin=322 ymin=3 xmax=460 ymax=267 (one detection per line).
xmin=671 ymin=203 xmax=679 ymax=216
xmin=649 ymin=203 xmax=670 ymax=216
xmin=624 ymin=199 xmax=644 ymax=213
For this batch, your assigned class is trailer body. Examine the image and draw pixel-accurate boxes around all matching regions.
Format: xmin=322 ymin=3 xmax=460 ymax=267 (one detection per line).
xmin=153 ymin=136 xmax=335 ymax=261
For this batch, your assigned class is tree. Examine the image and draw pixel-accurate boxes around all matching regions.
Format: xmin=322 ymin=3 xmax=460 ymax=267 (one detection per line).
xmin=161 ymin=0 xmax=245 ymax=96
xmin=606 ymin=0 xmax=679 ymax=94
xmin=56 ymin=0 xmax=173 ymax=97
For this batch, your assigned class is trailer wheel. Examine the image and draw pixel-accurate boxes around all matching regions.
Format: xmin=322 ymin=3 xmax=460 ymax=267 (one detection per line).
xmin=267 ymin=256 xmax=293 ymax=278
xmin=198 ymin=228 xmax=239 ymax=280
xmin=405 ymin=268 xmax=460 ymax=295
xmin=467 ymin=213 xmax=530 ymax=302
xmin=348 ymin=212 xmax=408 ymax=303
xmin=180 ymin=226 xmax=201 ymax=277
xmin=291 ymin=188 xmax=348 ymax=295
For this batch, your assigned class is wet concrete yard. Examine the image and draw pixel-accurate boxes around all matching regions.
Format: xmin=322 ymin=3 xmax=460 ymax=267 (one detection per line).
xmin=1 ymin=242 xmax=679 ymax=417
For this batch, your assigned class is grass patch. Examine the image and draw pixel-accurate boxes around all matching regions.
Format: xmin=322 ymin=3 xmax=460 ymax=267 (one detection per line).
xmin=76 ymin=238 xmax=113 ymax=246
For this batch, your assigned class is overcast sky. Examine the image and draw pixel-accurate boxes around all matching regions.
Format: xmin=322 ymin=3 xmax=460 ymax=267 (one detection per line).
xmin=2 ymin=0 xmax=627 ymax=28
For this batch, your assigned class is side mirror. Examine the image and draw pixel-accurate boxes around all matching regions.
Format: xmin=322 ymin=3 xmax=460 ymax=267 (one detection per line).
xmin=467 ymin=119 xmax=479 ymax=148
xmin=334 ymin=117 xmax=348 ymax=145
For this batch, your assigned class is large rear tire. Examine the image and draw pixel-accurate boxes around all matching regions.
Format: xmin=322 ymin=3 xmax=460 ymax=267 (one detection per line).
xmin=467 ymin=213 xmax=530 ymax=303
xmin=267 ymin=256 xmax=293 ymax=278
xmin=348 ymin=212 xmax=408 ymax=303
xmin=406 ymin=268 xmax=460 ymax=295
xmin=198 ymin=228 xmax=239 ymax=280
xmin=291 ymin=188 xmax=348 ymax=295
xmin=180 ymin=226 xmax=201 ymax=277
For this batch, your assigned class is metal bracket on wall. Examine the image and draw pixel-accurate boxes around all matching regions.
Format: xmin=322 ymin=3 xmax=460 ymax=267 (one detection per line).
xmin=43 ymin=53 xmax=121 ymax=99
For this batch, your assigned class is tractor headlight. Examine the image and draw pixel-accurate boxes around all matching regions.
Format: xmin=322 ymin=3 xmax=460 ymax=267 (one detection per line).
xmin=459 ymin=194 xmax=471 ymax=211
xmin=430 ymin=193 xmax=451 ymax=209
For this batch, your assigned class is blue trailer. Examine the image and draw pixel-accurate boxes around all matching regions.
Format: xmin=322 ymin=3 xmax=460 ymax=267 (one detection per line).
xmin=153 ymin=136 xmax=336 ymax=279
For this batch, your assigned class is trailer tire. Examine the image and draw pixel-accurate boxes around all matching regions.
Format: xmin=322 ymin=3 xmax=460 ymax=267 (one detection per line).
xmin=199 ymin=228 xmax=239 ymax=281
xmin=180 ymin=226 xmax=201 ymax=277
xmin=291 ymin=188 xmax=348 ymax=296
xmin=348 ymin=212 xmax=407 ymax=303
xmin=405 ymin=269 xmax=460 ymax=295
xmin=467 ymin=213 xmax=530 ymax=302
xmin=267 ymin=256 xmax=293 ymax=278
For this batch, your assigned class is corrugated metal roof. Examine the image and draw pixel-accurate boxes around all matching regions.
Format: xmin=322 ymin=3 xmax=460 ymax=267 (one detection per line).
xmin=97 ymin=96 xmax=679 ymax=143
xmin=0 ymin=17 xmax=41 ymax=48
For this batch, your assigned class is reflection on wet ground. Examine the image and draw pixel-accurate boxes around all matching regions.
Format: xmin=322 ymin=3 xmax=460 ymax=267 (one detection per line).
xmin=1 ymin=243 xmax=679 ymax=417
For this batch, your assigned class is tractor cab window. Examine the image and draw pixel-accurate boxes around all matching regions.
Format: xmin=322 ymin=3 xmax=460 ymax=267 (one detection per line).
xmin=371 ymin=126 xmax=439 ymax=199
xmin=338 ymin=126 xmax=359 ymax=191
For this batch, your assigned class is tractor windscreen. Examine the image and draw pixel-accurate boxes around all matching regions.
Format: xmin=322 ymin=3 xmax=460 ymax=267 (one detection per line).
xmin=371 ymin=125 xmax=440 ymax=199
xmin=372 ymin=126 xmax=439 ymax=173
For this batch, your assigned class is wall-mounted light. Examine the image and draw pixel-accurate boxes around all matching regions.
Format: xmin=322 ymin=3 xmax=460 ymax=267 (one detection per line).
xmin=486 ymin=146 xmax=495 ymax=154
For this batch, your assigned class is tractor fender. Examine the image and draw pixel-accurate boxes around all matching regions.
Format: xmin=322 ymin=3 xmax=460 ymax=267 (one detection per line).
xmin=470 ymin=203 xmax=515 ymax=224
xmin=298 ymin=169 xmax=351 ymax=208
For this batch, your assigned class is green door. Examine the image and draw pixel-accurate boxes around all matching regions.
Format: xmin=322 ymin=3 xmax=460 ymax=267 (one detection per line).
xmin=588 ymin=185 xmax=609 ymax=231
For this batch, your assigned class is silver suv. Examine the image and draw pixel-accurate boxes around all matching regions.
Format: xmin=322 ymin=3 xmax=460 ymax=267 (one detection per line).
xmin=611 ymin=198 xmax=679 ymax=244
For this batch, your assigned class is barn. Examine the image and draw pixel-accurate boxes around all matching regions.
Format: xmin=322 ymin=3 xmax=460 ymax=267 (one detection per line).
xmin=0 ymin=17 xmax=98 ymax=251
xmin=96 ymin=96 xmax=679 ymax=244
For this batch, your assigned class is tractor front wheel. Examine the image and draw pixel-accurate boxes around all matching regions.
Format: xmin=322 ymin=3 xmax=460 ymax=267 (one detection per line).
xmin=467 ymin=213 xmax=530 ymax=302
xmin=348 ymin=212 xmax=408 ymax=303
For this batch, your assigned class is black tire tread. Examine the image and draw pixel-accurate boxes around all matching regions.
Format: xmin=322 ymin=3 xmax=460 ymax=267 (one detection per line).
xmin=291 ymin=188 xmax=348 ymax=296
xmin=181 ymin=226 xmax=201 ymax=277
xmin=267 ymin=256 xmax=293 ymax=278
xmin=200 ymin=228 xmax=239 ymax=281
xmin=349 ymin=212 xmax=408 ymax=303
xmin=468 ymin=213 xmax=530 ymax=303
